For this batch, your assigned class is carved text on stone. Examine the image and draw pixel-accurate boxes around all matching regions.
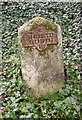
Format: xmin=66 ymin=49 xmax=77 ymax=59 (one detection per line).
xmin=22 ymin=26 xmax=58 ymax=51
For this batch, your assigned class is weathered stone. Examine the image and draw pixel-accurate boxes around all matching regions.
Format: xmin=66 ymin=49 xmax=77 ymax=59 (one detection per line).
xmin=18 ymin=17 xmax=65 ymax=98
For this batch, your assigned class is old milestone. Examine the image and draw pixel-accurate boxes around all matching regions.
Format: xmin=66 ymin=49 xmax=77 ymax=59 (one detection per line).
xmin=18 ymin=17 xmax=65 ymax=98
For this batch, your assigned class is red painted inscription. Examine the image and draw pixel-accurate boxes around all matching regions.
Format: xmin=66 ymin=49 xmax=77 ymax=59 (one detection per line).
xmin=22 ymin=26 xmax=58 ymax=51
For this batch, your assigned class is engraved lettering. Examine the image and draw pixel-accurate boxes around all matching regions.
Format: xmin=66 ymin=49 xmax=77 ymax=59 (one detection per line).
xmin=22 ymin=26 xmax=58 ymax=51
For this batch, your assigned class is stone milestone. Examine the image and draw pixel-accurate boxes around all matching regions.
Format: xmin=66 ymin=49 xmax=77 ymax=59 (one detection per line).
xmin=18 ymin=17 xmax=65 ymax=98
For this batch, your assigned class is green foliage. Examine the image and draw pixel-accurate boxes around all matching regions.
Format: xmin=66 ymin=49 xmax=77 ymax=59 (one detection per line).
xmin=0 ymin=2 xmax=81 ymax=119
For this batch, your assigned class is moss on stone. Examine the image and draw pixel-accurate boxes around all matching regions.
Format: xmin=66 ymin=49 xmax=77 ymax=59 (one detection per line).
xmin=38 ymin=45 xmax=54 ymax=57
xmin=23 ymin=17 xmax=58 ymax=53
xmin=43 ymin=21 xmax=57 ymax=31
xmin=25 ymin=45 xmax=55 ymax=55
xmin=25 ymin=46 xmax=33 ymax=52
xmin=29 ymin=17 xmax=57 ymax=31
xmin=39 ymin=50 xmax=50 ymax=59
xmin=47 ymin=45 xmax=54 ymax=52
